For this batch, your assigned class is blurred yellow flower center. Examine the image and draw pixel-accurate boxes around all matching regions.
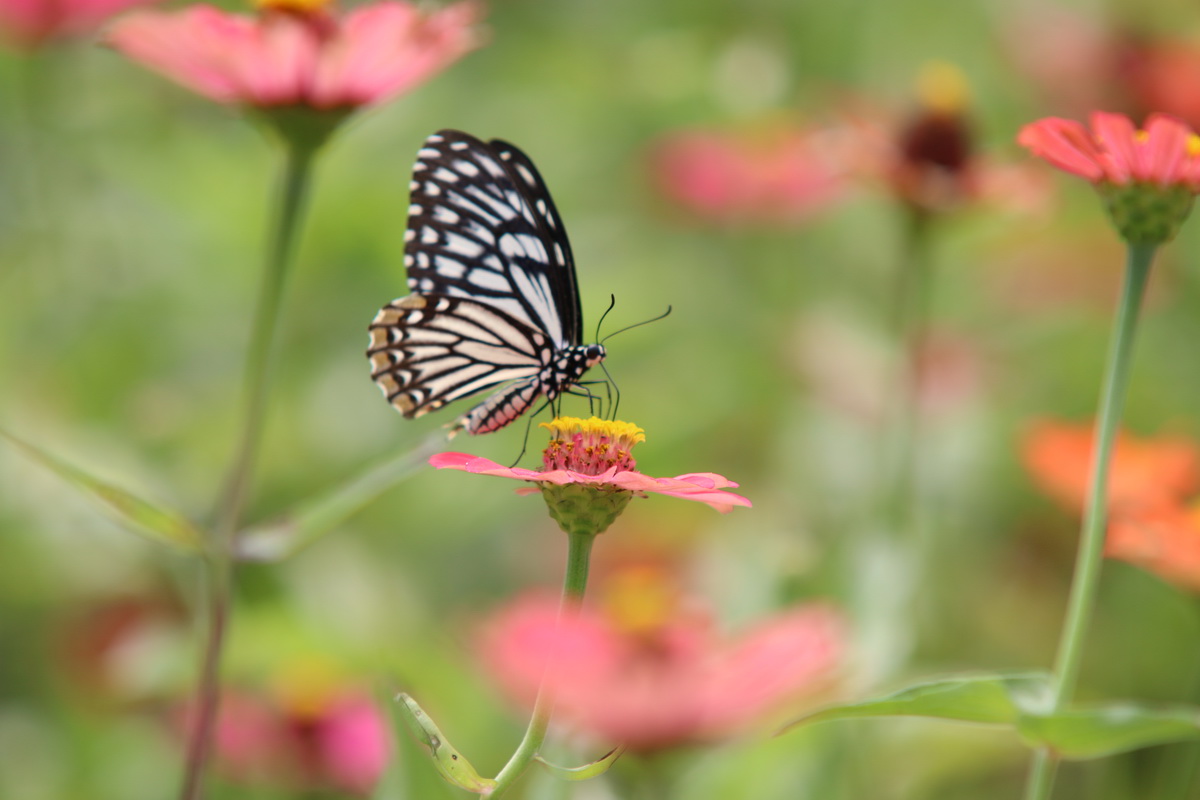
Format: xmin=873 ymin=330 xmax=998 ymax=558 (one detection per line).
xmin=540 ymin=416 xmax=645 ymax=476
xmin=601 ymin=565 xmax=679 ymax=635
xmin=255 ymin=0 xmax=331 ymax=15
xmin=271 ymin=658 xmax=340 ymax=719
xmin=916 ymin=60 xmax=969 ymax=114
xmin=1188 ymin=135 xmax=1200 ymax=158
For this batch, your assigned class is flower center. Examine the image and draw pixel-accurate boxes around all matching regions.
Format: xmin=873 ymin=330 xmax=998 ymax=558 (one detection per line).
xmin=255 ymin=0 xmax=331 ymax=15
xmin=601 ymin=565 xmax=680 ymax=636
xmin=916 ymin=60 xmax=969 ymax=115
xmin=540 ymin=416 xmax=645 ymax=476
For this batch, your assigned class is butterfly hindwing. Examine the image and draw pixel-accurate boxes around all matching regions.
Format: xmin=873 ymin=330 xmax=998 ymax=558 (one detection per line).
xmin=368 ymin=294 xmax=551 ymax=418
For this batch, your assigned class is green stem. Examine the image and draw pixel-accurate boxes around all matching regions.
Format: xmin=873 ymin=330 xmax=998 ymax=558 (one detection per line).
xmin=1022 ymin=241 xmax=1157 ymax=800
xmin=489 ymin=530 xmax=596 ymax=798
xmin=178 ymin=140 xmax=319 ymax=800
xmin=884 ymin=208 xmax=933 ymax=533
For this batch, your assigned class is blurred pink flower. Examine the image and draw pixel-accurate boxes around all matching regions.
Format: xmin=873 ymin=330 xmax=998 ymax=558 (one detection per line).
xmin=1018 ymin=112 xmax=1200 ymax=188
xmin=649 ymin=124 xmax=848 ymax=225
xmin=107 ymin=0 xmax=482 ymax=109
xmin=0 ymin=0 xmax=150 ymax=49
xmin=180 ymin=684 xmax=389 ymax=795
xmin=481 ymin=591 xmax=844 ymax=752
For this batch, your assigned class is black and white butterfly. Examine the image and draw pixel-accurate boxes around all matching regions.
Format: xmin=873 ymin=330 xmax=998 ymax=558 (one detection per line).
xmin=367 ymin=129 xmax=606 ymax=436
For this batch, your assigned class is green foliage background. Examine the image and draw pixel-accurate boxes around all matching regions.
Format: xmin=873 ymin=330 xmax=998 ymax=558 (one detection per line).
xmin=4 ymin=0 xmax=1200 ymax=798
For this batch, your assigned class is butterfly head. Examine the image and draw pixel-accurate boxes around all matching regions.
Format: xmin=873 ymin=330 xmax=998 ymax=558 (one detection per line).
xmin=584 ymin=343 xmax=606 ymax=367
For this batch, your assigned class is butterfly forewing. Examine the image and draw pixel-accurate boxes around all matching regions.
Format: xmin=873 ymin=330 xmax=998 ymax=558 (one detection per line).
xmin=404 ymin=130 xmax=578 ymax=348
xmin=369 ymin=129 xmax=606 ymax=435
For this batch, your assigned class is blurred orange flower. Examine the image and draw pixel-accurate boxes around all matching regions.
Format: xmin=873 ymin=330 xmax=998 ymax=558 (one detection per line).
xmin=1108 ymin=503 xmax=1200 ymax=591
xmin=479 ymin=569 xmax=844 ymax=753
xmin=1021 ymin=419 xmax=1200 ymax=514
xmin=108 ymin=0 xmax=481 ymax=110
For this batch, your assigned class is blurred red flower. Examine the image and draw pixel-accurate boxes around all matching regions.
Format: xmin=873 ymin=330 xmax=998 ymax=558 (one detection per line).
xmin=1021 ymin=419 xmax=1200 ymax=514
xmin=0 ymin=0 xmax=150 ymax=49
xmin=1123 ymin=39 xmax=1200 ymax=131
xmin=180 ymin=680 xmax=389 ymax=795
xmin=107 ymin=0 xmax=481 ymax=110
xmin=480 ymin=578 xmax=843 ymax=752
xmin=648 ymin=123 xmax=849 ymax=225
xmin=845 ymin=62 xmax=1052 ymax=216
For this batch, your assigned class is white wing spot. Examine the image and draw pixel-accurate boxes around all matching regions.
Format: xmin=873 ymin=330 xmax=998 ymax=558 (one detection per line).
xmin=433 ymin=206 xmax=460 ymax=224
xmin=455 ymin=160 xmax=481 ymax=177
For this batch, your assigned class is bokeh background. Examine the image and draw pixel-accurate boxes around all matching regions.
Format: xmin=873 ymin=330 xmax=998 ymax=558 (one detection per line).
xmin=5 ymin=0 xmax=1200 ymax=797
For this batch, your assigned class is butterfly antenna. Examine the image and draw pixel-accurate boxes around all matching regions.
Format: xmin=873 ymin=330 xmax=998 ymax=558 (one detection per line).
xmin=594 ymin=294 xmax=618 ymax=344
xmin=599 ymin=305 xmax=673 ymax=346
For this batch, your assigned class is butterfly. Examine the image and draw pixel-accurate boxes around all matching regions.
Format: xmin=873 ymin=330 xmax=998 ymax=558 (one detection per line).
xmin=367 ymin=129 xmax=607 ymax=436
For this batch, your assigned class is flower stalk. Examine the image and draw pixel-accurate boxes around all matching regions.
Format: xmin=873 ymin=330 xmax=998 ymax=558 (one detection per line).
xmin=179 ymin=139 xmax=320 ymax=800
xmin=1023 ymin=242 xmax=1157 ymax=800
xmin=488 ymin=528 xmax=596 ymax=798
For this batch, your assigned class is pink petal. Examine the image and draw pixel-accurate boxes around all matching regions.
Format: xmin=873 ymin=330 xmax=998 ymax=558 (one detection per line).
xmin=0 ymin=0 xmax=151 ymax=47
xmin=1016 ymin=118 xmax=1105 ymax=182
xmin=1141 ymin=113 xmax=1190 ymax=185
xmin=107 ymin=7 xmax=258 ymax=103
xmin=1090 ymin=111 xmax=1139 ymax=183
xmin=702 ymin=606 xmax=844 ymax=730
xmin=317 ymin=697 xmax=390 ymax=795
xmin=314 ymin=1 xmax=481 ymax=107
xmin=428 ymin=452 xmax=540 ymax=480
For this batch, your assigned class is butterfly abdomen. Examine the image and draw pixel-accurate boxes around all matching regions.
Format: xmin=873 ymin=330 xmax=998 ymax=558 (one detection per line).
xmin=452 ymin=342 xmax=606 ymax=436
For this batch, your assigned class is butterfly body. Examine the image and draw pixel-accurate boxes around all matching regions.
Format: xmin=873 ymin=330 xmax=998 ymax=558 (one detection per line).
xmin=368 ymin=130 xmax=605 ymax=435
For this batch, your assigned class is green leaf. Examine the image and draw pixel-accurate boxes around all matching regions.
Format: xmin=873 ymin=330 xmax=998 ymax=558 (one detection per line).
xmin=779 ymin=672 xmax=1053 ymax=735
xmin=535 ymin=745 xmax=626 ymax=781
xmin=1018 ymin=705 xmax=1200 ymax=759
xmin=236 ymin=432 xmax=445 ymax=562
xmin=395 ymin=692 xmax=496 ymax=794
xmin=2 ymin=431 xmax=206 ymax=554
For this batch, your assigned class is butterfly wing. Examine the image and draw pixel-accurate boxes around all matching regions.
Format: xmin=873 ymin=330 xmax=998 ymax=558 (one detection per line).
xmin=368 ymin=294 xmax=550 ymax=419
xmin=403 ymin=129 xmax=581 ymax=348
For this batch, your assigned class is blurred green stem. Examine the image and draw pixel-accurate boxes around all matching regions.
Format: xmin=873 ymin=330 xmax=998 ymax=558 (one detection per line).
xmin=884 ymin=208 xmax=933 ymax=532
xmin=1023 ymin=242 xmax=1157 ymax=800
xmin=489 ymin=529 xmax=596 ymax=798
xmin=179 ymin=140 xmax=319 ymax=800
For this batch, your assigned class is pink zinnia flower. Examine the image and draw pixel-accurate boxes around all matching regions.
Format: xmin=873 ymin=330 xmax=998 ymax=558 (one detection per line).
xmin=1018 ymin=112 xmax=1200 ymax=187
xmin=107 ymin=0 xmax=482 ymax=110
xmin=0 ymin=0 xmax=150 ymax=49
xmin=1018 ymin=112 xmax=1200 ymax=243
xmin=649 ymin=124 xmax=848 ymax=225
xmin=179 ymin=681 xmax=390 ymax=796
xmin=481 ymin=590 xmax=844 ymax=752
xmin=430 ymin=417 xmax=751 ymax=527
